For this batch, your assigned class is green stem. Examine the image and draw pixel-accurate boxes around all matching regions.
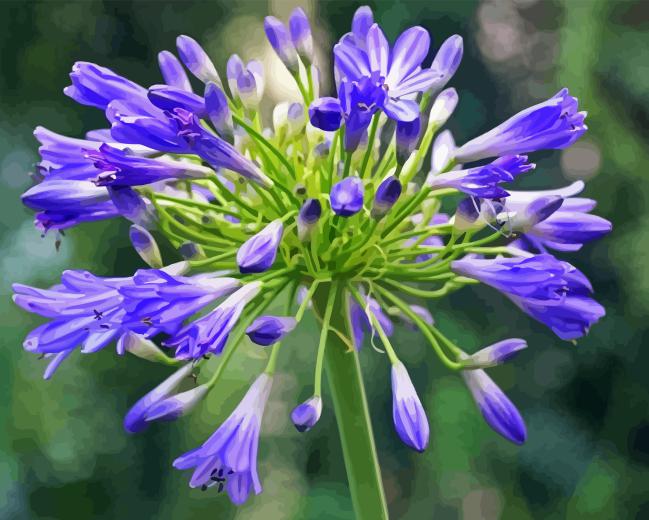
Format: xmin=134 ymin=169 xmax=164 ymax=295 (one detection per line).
xmin=313 ymin=285 xmax=389 ymax=520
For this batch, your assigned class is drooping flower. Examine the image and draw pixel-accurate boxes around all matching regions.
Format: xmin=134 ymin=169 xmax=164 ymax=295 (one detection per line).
xmin=451 ymin=254 xmax=605 ymax=340
xmin=245 ymin=316 xmax=297 ymax=346
xmin=454 ymin=89 xmax=587 ymax=163
xmin=462 ymin=367 xmax=527 ymax=444
xmin=330 ymin=177 xmax=365 ymax=217
xmin=123 ymin=363 xmax=195 ymax=433
xmin=291 ymin=395 xmax=322 ymax=432
xmin=237 ymin=220 xmax=284 ymax=274
xmin=461 ymin=339 xmax=527 ymax=369
xmin=428 ymin=154 xmax=535 ymax=198
xmin=164 ymin=282 xmax=262 ymax=359
xmin=173 ymin=373 xmax=273 ymax=504
xmin=391 ymin=362 xmax=429 ymax=452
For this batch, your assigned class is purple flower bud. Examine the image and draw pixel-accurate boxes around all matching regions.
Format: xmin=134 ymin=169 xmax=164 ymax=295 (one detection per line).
xmin=462 ymin=368 xmax=527 ymax=444
xmin=352 ymin=6 xmax=374 ymax=42
xmin=391 ymin=362 xmax=429 ymax=452
xmin=298 ymin=198 xmax=322 ymax=240
xmin=430 ymin=129 xmax=457 ymax=175
xmin=145 ymin=384 xmax=209 ymax=422
xmin=120 ymin=331 xmax=173 ymax=364
xmin=204 ymin=82 xmax=233 ymax=137
xmin=429 ymin=35 xmax=463 ymax=93
xmin=158 ymin=50 xmax=192 ymax=92
xmin=309 ymin=97 xmax=343 ymax=131
xmin=129 ymin=224 xmax=162 ymax=268
xmin=289 ymin=8 xmax=314 ymax=64
xmin=264 ymin=17 xmax=299 ymax=73
xmin=246 ymin=316 xmax=297 ymax=346
xmin=237 ymin=220 xmax=284 ymax=273
xmin=291 ymin=396 xmax=322 ymax=432
xmin=396 ymin=117 xmax=421 ymax=164
xmin=462 ymin=339 xmax=527 ymax=369
xmin=372 ymin=176 xmax=402 ymax=217
xmin=510 ymin=195 xmax=564 ymax=232
xmin=287 ymin=102 xmax=306 ymax=136
xmin=108 ymin=186 xmax=155 ymax=228
xmin=330 ymin=177 xmax=364 ymax=217
xmin=237 ymin=61 xmax=264 ymax=109
xmin=178 ymin=241 xmax=205 ymax=260
xmin=176 ymin=35 xmax=222 ymax=85
xmin=124 ymin=363 xmax=194 ymax=433
xmin=428 ymin=88 xmax=459 ymax=128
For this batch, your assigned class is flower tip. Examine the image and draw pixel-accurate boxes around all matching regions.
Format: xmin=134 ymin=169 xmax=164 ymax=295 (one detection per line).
xmin=291 ymin=396 xmax=322 ymax=432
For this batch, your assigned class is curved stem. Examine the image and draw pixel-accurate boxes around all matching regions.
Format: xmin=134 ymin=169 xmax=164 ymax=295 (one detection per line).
xmin=313 ymin=284 xmax=389 ymax=520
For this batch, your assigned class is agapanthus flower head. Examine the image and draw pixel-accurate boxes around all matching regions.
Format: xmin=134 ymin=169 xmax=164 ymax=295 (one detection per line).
xmin=173 ymin=373 xmax=272 ymax=504
xmin=391 ymin=361 xmax=429 ymax=452
xmin=13 ymin=6 xmax=609 ymax=510
xmin=291 ymin=395 xmax=323 ymax=432
xmin=455 ymin=88 xmax=587 ymax=163
xmin=331 ymin=177 xmax=365 ymax=217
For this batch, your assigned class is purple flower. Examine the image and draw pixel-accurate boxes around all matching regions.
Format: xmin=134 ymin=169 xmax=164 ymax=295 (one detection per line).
xmin=85 ymin=144 xmax=212 ymax=187
xmin=462 ymin=339 xmax=528 ymax=369
xmin=308 ymin=97 xmax=344 ymax=131
xmin=64 ymin=62 xmax=154 ymax=113
xmin=12 ymin=270 xmax=137 ymax=377
xmin=289 ymin=8 xmax=314 ymax=64
xmin=349 ymin=292 xmax=394 ymax=350
xmin=428 ymin=154 xmax=535 ymax=198
xmin=123 ymin=363 xmax=194 ymax=433
xmin=330 ymin=177 xmax=364 ymax=217
xmin=372 ymin=176 xmax=402 ymax=217
xmin=291 ymin=396 xmax=322 ymax=432
xmin=506 ymin=182 xmax=611 ymax=252
xmin=297 ymin=198 xmax=322 ymax=240
xmin=111 ymin=108 xmax=272 ymax=186
xmin=455 ymin=89 xmax=587 ymax=163
xmin=264 ymin=16 xmax=299 ymax=73
xmin=147 ymin=84 xmax=207 ymax=117
xmin=451 ymin=254 xmax=605 ymax=340
xmin=158 ymin=50 xmax=192 ymax=92
xmin=164 ymin=282 xmax=262 ymax=359
xmin=176 ymin=35 xmax=222 ymax=85
xmin=173 ymin=373 xmax=273 ymax=504
xmin=236 ymin=220 xmax=284 ymax=274
xmin=144 ymin=384 xmax=210 ymax=423
xmin=245 ymin=316 xmax=297 ymax=346
xmin=462 ymin=368 xmax=526 ymax=444
xmin=391 ymin=362 xmax=429 ymax=452
xmin=120 ymin=269 xmax=241 ymax=336
xmin=129 ymin=225 xmax=163 ymax=268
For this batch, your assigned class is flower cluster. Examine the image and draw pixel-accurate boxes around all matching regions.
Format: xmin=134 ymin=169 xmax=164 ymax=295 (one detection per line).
xmin=13 ymin=5 xmax=610 ymax=506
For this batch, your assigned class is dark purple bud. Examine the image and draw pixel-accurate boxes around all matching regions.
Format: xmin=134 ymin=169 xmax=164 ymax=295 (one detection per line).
xmin=245 ymin=315 xmax=297 ymax=346
xmin=331 ymin=177 xmax=364 ymax=217
xmin=264 ymin=16 xmax=299 ymax=73
xmin=129 ymin=225 xmax=162 ymax=268
xmin=309 ymin=97 xmax=343 ymax=131
xmin=396 ymin=117 xmax=421 ymax=164
xmin=298 ymin=198 xmax=322 ymax=239
xmin=372 ymin=176 xmax=402 ymax=217
xmin=236 ymin=220 xmax=284 ymax=273
xmin=291 ymin=396 xmax=322 ymax=432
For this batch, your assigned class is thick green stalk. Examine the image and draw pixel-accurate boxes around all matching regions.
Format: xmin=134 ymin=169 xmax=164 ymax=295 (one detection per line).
xmin=313 ymin=286 xmax=389 ymax=520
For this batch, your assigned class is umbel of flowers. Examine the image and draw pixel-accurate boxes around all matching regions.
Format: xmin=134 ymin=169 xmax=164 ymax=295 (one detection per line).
xmin=13 ymin=5 xmax=610 ymax=513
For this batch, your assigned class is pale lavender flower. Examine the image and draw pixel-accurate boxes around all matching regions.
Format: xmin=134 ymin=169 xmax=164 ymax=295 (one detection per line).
xmin=391 ymin=362 xmax=429 ymax=452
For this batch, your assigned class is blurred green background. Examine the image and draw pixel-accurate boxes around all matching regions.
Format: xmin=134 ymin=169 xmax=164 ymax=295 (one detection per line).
xmin=1 ymin=0 xmax=647 ymax=518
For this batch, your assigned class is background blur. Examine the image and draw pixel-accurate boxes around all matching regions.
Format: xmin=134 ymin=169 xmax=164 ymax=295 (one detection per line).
xmin=0 ymin=1 xmax=647 ymax=518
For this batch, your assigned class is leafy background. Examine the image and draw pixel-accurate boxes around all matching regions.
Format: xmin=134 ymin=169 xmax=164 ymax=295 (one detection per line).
xmin=0 ymin=0 xmax=647 ymax=518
